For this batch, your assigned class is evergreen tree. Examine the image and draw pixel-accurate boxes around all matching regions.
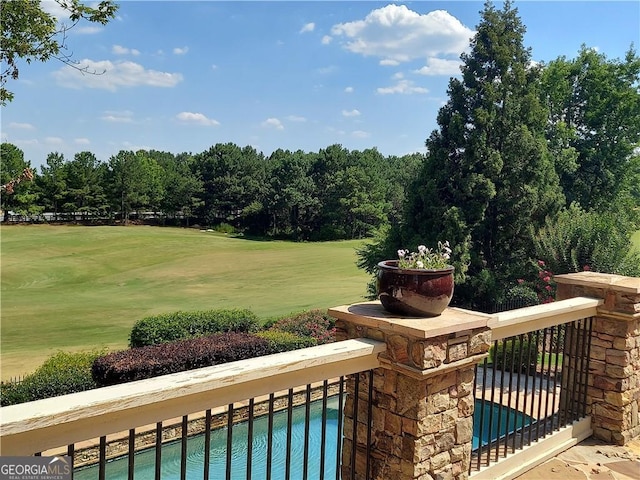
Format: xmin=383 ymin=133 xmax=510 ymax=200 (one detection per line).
xmin=64 ymin=151 xmax=108 ymax=219
xmin=37 ymin=152 xmax=68 ymax=221
xmin=368 ymin=1 xmax=565 ymax=308
xmin=0 ymin=142 xmax=38 ymax=221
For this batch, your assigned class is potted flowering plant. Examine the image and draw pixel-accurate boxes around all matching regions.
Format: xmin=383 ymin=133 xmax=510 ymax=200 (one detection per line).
xmin=397 ymin=241 xmax=452 ymax=270
xmin=377 ymin=241 xmax=455 ymax=317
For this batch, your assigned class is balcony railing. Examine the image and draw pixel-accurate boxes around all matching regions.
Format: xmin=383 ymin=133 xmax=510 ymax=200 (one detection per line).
xmin=0 ymin=338 xmax=385 ymax=479
xmin=471 ymin=297 xmax=600 ymax=478
xmin=0 ymin=293 xmax=621 ymax=480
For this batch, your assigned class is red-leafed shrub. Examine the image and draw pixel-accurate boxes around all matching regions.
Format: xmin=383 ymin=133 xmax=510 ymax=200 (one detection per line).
xmin=92 ymin=332 xmax=270 ymax=386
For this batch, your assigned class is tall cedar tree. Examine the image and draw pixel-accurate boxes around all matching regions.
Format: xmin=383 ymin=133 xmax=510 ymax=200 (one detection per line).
xmin=401 ymin=1 xmax=564 ymax=308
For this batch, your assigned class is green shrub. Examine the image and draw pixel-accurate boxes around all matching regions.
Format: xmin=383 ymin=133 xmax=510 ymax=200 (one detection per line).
xmin=505 ymin=285 xmax=539 ymax=305
xmin=490 ymin=337 xmax=539 ymax=373
xmin=268 ymin=309 xmax=336 ymax=345
xmin=1 ymin=350 xmax=104 ymax=406
xmin=214 ymin=222 xmax=236 ymax=234
xmin=94 ymin=333 xmax=271 ymax=386
xmin=129 ymin=309 xmax=259 ymax=347
xmin=490 ymin=284 xmax=540 ymax=313
xmin=533 ymin=204 xmax=640 ymax=276
xmin=256 ymin=330 xmax=317 ymax=353
xmin=0 ymin=381 xmax=28 ymax=406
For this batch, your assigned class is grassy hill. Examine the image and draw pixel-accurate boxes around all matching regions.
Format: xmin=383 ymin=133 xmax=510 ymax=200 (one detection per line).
xmin=0 ymin=225 xmax=370 ymax=378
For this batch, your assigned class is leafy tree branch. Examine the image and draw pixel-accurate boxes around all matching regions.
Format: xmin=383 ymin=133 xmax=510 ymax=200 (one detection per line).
xmin=0 ymin=0 xmax=118 ymax=104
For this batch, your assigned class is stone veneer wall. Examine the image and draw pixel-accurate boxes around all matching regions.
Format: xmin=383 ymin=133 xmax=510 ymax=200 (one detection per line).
xmin=331 ymin=304 xmax=491 ymax=480
xmin=555 ymin=272 xmax=640 ymax=446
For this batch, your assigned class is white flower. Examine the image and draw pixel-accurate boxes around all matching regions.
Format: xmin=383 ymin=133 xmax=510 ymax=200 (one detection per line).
xmin=396 ymin=240 xmax=453 ymax=269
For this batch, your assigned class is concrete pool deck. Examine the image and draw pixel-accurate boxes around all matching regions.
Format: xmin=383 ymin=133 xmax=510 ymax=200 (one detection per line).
xmin=515 ymin=437 xmax=640 ymax=480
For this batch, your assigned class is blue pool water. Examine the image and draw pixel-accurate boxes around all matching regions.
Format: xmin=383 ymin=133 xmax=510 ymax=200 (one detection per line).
xmin=75 ymin=398 xmax=531 ymax=479
xmin=472 ymin=400 xmax=533 ymax=450
xmin=75 ymin=397 xmax=341 ymax=480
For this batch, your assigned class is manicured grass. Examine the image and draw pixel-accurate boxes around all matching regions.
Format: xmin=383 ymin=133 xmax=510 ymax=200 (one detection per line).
xmin=541 ymin=352 xmax=563 ymax=368
xmin=0 ymin=225 xmax=371 ymax=378
xmin=633 ymin=230 xmax=640 ymax=251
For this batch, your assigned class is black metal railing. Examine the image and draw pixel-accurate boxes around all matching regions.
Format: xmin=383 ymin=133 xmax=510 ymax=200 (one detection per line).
xmin=470 ymin=317 xmax=593 ymax=473
xmin=50 ymin=373 xmax=374 ymax=480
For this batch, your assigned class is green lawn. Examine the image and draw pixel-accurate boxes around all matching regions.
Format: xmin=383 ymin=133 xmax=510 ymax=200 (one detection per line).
xmin=0 ymin=225 xmax=371 ymax=378
xmin=633 ymin=230 xmax=640 ymax=251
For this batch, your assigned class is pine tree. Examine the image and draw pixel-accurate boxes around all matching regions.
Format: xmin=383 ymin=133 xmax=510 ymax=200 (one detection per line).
xmin=400 ymin=1 xmax=564 ymax=308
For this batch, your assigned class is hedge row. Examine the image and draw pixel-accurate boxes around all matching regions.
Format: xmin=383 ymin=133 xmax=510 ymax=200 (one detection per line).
xmin=1 ymin=350 xmax=104 ymax=406
xmin=5 ymin=308 xmax=336 ymax=405
xmin=129 ymin=309 xmax=260 ymax=347
xmin=93 ymin=332 xmax=271 ymax=386
xmin=266 ymin=309 xmax=336 ymax=345
xmin=257 ymin=330 xmax=317 ymax=352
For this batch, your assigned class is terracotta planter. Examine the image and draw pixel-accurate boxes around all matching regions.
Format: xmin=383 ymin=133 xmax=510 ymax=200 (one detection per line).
xmin=376 ymin=260 xmax=454 ymax=317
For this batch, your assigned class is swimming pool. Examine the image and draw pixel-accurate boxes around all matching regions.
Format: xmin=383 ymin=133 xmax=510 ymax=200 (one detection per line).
xmin=75 ymin=398 xmax=531 ymax=479
xmin=74 ymin=397 xmax=342 ymax=480
xmin=473 ymin=399 xmax=533 ymax=450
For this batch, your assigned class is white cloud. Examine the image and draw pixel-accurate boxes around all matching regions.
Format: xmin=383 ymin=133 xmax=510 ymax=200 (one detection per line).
xmin=377 ymin=79 xmax=428 ymax=95
xmin=41 ymin=1 xmax=69 ymax=20
xmin=352 ymin=130 xmax=370 ymax=139
xmin=9 ymin=122 xmax=35 ymax=130
xmin=121 ymin=141 xmax=154 ymax=152
xmin=112 ymin=45 xmax=140 ymax=56
xmin=321 ymin=35 xmax=332 ymax=45
xmin=286 ymin=115 xmax=307 ymax=122
xmin=342 ymin=109 xmax=361 ymax=117
xmin=300 ymin=22 xmax=315 ymax=33
xmin=262 ymin=118 xmax=284 ymax=130
xmin=392 ymin=72 xmax=404 ymax=80
xmin=380 ymin=59 xmax=400 ymax=66
xmin=176 ymin=112 xmax=220 ymax=126
xmin=414 ymin=57 xmax=462 ymax=76
xmin=101 ymin=112 xmax=133 ymax=123
xmin=74 ymin=138 xmax=91 ymax=145
xmin=44 ymin=137 xmax=64 ymax=146
xmin=331 ymin=5 xmax=473 ymax=64
xmin=173 ymin=47 xmax=189 ymax=55
xmin=52 ymin=59 xmax=183 ymax=91
xmin=40 ymin=2 xmax=103 ymax=33
xmin=344 ymin=86 xmax=354 ymax=93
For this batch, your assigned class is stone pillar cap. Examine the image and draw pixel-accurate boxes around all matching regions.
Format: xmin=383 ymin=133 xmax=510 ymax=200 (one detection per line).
xmin=554 ymin=272 xmax=640 ymax=294
xmin=328 ymin=301 xmax=490 ymax=339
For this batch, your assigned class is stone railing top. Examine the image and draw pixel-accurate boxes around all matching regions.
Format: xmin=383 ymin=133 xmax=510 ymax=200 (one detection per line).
xmin=328 ymin=301 xmax=490 ymax=339
xmin=554 ymin=271 xmax=640 ymax=294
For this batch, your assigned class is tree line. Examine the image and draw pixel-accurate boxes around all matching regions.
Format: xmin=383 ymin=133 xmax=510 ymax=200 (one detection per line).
xmin=2 ymin=0 xmax=638 ymax=307
xmin=0 ymin=142 xmax=423 ymax=241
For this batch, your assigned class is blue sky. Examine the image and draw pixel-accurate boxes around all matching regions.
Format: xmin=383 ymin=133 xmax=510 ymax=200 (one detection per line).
xmin=2 ymin=1 xmax=639 ymax=169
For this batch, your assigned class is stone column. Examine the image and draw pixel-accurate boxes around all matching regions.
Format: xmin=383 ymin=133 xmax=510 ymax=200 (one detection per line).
xmin=555 ymin=272 xmax=640 ymax=445
xmin=329 ymin=302 xmax=491 ymax=480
